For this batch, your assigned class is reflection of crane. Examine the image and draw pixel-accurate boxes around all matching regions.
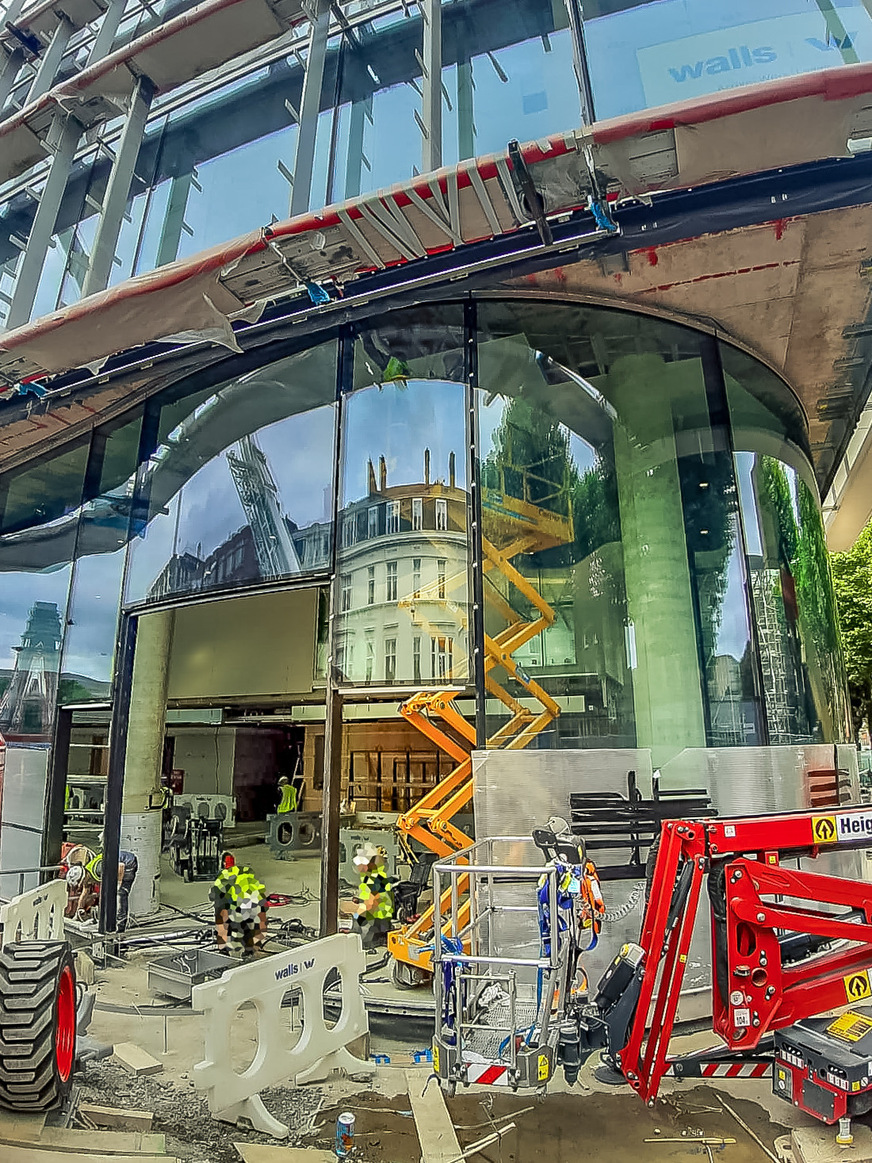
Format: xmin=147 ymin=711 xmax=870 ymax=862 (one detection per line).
xmin=0 ymin=601 xmax=62 ymax=736
xmin=388 ymin=451 xmax=572 ymax=985
xmin=226 ymin=434 xmax=301 ymax=578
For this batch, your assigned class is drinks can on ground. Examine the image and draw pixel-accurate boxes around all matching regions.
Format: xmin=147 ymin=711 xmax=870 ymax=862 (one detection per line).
xmin=335 ymin=1111 xmax=355 ymax=1157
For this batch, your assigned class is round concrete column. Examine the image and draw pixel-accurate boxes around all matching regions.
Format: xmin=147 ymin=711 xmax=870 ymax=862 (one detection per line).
xmin=121 ymin=609 xmax=174 ymax=918
xmin=608 ymin=353 xmax=707 ymax=767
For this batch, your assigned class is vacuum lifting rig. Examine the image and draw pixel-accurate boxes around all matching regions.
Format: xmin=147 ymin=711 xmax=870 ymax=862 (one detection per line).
xmin=439 ymin=803 xmax=872 ymax=1131
xmin=387 ymin=456 xmax=573 ymax=984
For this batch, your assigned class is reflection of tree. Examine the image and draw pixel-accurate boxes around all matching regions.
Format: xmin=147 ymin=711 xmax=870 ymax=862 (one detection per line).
xmin=759 ymin=456 xmax=845 ymax=738
xmin=831 ymin=519 xmax=872 ymax=737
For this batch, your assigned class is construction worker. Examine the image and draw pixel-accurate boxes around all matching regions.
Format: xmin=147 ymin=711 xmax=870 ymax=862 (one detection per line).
xmin=67 ymin=849 xmax=138 ymax=931
xmin=277 ymin=775 xmax=297 ymax=813
xmin=210 ymin=852 xmax=268 ymax=957
xmin=352 ymin=843 xmax=394 ymax=950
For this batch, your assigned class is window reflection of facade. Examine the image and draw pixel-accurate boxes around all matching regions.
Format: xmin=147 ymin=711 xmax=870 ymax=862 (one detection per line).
xmin=0 ymin=303 xmax=851 ymax=777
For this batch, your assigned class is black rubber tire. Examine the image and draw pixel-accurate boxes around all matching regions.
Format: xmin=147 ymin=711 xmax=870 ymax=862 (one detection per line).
xmin=0 ymin=941 xmax=76 ymax=1111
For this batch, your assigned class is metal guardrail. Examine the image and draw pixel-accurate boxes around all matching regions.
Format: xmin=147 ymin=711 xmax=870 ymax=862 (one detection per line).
xmin=0 ymin=864 xmax=63 ymax=903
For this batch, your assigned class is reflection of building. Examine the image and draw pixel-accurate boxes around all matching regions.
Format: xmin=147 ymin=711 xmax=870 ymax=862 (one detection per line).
xmin=0 ymin=602 xmax=62 ymax=736
xmin=336 ymin=452 xmax=469 ymax=685
xmin=147 ymin=432 xmax=332 ymax=601
xmin=748 ymin=557 xmax=807 ymax=744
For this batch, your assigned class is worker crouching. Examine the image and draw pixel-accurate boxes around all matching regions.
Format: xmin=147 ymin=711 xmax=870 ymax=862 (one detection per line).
xmin=351 ymin=843 xmax=394 ymax=950
xmin=211 ymin=853 xmax=268 ymax=958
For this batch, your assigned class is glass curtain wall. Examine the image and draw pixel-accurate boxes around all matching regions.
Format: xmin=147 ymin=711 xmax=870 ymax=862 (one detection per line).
xmin=0 ymin=0 xmax=585 ymax=327
xmin=723 ymin=345 xmax=851 ymax=744
xmin=475 ymin=300 xmax=764 ymax=768
xmin=124 ymin=341 xmax=338 ymax=606
xmin=581 ymin=0 xmax=872 ymax=120
xmin=0 ymin=440 xmax=86 ymax=884
xmin=334 ymin=306 xmax=469 ymax=687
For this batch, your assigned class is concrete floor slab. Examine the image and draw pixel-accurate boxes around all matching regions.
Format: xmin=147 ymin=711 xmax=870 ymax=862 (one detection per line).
xmin=792 ymin=1124 xmax=872 ymax=1163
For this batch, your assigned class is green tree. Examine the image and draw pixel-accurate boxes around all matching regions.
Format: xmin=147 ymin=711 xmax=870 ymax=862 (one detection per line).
xmin=831 ymin=519 xmax=872 ymax=737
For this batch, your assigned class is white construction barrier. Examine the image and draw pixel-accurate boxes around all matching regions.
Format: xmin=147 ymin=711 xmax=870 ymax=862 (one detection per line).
xmin=191 ymin=931 xmax=372 ymax=1137
xmin=0 ymin=878 xmax=66 ymax=943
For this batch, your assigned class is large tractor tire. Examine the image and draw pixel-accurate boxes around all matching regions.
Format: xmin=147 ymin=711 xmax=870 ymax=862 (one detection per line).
xmin=0 ymin=942 xmax=76 ymax=1111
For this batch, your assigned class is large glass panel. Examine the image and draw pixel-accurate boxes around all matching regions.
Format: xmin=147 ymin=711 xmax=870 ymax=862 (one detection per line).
xmin=124 ymin=341 xmax=338 ymax=606
xmin=60 ymin=413 xmax=144 ymax=702
xmin=0 ymin=444 xmax=82 ymax=882
xmin=723 ymin=344 xmax=850 ymax=743
xmin=582 ymin=0 xmax=872 ymax=121
xmin=335 ymin=306 xmax=468 ymax=687
xmin=443 ymin=0 xmax=580 ymax=166
xmin=476 ymin=300 xmax=762 ymax=765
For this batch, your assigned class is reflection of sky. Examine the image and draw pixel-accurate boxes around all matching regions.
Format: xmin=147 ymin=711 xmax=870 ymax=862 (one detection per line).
xmin=342 ymin=381 xmax=466 ymax=502
xmin=61 ymin=549 xmax=126 ymax=683
xmin=0 ymin=567 xmax=70 ymax=671
xmin=126 ymin=405 xmax=336 ymax=601
xmin=714 ymin=541 xmax=752 ymax=662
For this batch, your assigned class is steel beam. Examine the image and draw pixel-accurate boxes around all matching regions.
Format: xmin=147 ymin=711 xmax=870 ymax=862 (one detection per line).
xmin=26 ymin=14 xmax=73 ymax=104
xmin=0 ymin=46 xmax=24 ymax=108
xmin=155 ymin=170 xmax=195 ymax=267
xmin=82 ymin=77 xmax=153 ymax=297
xmin=289 ymin=0 xmax=330 ymax=217
xmin=421 ymin=0 xmax=442 ymax=172
xmin=87 ymin=0 xmax=128 ymax=64
xmin=6 ymin=111 xmax=82 ymax=328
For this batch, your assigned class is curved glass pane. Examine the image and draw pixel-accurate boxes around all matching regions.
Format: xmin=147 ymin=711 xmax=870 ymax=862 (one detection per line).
xmin=723 ymin=344 xmax=851 ymax=743
xmin=476 ymin=300 xmax=762 ymax=766
xmin=582 ymin=0 xmax=872 ymax=121
xmin=335 ymin=307 xmax=468 ymax=687
xmin=124 ymin=341 xmax=338 ymax=606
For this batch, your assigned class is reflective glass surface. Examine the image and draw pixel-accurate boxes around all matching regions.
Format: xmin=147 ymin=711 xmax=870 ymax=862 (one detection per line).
xmin=582 ymin=0 xmax=872 ymax=120
xmin=724 ymin=346 xmax=851 ymax=743
xmin=124 ymin=341 xmax=338 ymax=606
xmin=477 ymin=301 xmax=762 ymax=766
xmin=61 ymin=413 xmax=144 ymax=700
xmin=335 ymin=306 xmax=468 ymax=686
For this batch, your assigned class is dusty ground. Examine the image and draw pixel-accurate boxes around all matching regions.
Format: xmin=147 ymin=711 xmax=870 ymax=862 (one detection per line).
xmin=67 ymin=851 xmax=801 ymax=1162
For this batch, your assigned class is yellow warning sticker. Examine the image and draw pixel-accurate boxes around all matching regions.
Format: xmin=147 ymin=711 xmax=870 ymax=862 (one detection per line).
xmin=827 ymin=1011 xmax=872 ymax=1043
xmin=812 ymin=816 xmax=837 ymax=843
xmin=537 ymin=1055 xmax=549 ymax=1081
xmin=844 ymin=972 xmax=872 ymax=1002
xmin=432 ymin=1043 xmax=440 ymax=1074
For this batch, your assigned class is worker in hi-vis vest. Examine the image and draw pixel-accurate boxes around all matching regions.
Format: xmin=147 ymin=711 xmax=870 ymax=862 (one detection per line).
xmin=351 ymin=842 xmax=394 ymax=950
xmin=277 ymin=775 xmax=297 ymax=813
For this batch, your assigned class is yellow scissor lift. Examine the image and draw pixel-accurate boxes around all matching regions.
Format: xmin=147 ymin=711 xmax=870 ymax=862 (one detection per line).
xmin=387 ymin=460 xmax=573 ymax=984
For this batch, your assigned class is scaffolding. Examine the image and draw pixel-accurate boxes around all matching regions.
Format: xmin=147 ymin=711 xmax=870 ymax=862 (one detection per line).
xmin=388 ymin=447 xmax=573 ymax=980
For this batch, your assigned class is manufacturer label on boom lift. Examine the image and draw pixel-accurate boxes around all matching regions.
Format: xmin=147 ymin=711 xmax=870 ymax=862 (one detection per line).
xmin=812 ymin=811 xmax=872 ymax=843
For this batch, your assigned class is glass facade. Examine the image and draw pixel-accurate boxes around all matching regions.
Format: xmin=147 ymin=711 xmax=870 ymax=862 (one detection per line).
xmin=0 ymin=297 xmax=852 ymax=874
xmin=582 ymin=0 xmax=872 ymax=120
xmin=4 ymin=0 xmax=860 ymax=329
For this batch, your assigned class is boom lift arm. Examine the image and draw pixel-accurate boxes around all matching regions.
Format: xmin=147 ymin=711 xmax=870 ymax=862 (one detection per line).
xmin=571 ymin=805 xmax=872 ymax=1127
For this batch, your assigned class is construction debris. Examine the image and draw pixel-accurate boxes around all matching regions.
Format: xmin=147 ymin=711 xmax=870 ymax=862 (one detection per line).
xmin=406 ymin=1070 xmax=462 ymax=1163
xmin=111 ymin=1043 xmax=164 ymax=1078
xmin=77 ymin=1103 xmax=155 ymax=1131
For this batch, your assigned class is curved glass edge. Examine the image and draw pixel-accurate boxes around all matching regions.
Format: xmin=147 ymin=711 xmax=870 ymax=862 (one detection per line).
xmin=0 ymin=299 xmax=849 ymax=764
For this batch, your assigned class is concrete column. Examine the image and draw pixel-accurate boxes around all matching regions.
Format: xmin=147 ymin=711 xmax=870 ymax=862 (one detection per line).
xmin=121 ymin=609 xmax=174 ymax=918
xmin=608 ymin=353 xmax=706 ymax=767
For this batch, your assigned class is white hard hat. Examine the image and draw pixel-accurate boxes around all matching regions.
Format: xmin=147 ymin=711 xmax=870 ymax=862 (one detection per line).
xmin=66 ymin=864 xmax=85 ymax=888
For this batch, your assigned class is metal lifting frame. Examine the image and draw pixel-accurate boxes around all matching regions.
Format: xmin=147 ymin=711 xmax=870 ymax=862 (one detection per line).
xmin=388 ymin=482 xmax=571 ymax=973
xmin=619 ymin=808 xmax=872 ymax=1107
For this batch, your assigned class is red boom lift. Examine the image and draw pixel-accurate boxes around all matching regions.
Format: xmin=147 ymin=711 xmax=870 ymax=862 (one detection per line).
xmin=568 ymin=803 xmax=872 ymax=1129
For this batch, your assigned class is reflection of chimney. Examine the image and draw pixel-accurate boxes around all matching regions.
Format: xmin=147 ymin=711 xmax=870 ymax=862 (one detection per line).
xmin=379 ymin=455 xmax=387 ymax=492
xmin=367 ymin=459 xmax=377 ymax=494
xmin=424 ymin=448 xmax=430 ymax=486
xmin=449 ymin=451 xmax=455 ymax=489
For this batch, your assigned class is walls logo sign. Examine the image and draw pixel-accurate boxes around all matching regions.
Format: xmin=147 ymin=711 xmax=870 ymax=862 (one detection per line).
xmin=275 ymin=957 xmax=316 ymax=981
xmin=667 ymin=45 xmax=776 ymax=84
